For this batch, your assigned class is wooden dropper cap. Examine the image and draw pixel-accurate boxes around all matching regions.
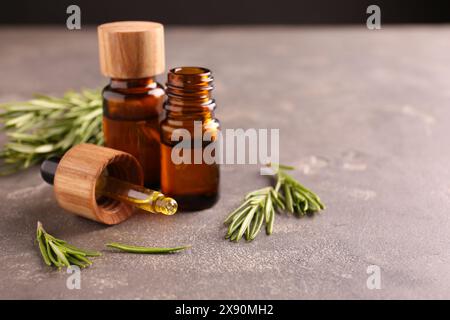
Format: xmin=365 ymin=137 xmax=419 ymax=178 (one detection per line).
xmin=49 ymin=144 xmax=144 ymax=225
xmin=97 ymin=21 xmax=165 ymax=79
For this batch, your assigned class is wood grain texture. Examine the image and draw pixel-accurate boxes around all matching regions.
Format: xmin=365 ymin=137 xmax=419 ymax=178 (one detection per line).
xmin=98 ymin=21 xmax=165 ymax=79
xmin=53 ymin=143 xmax=144 ymax=225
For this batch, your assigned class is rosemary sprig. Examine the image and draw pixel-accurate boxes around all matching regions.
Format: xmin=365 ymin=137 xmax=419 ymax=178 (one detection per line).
xmin=224 ymin=187 xmax=284 ymax=241
xmin=36 ymin=221 xmax=101 ymax=269
xmin=275 ymin=165 xmax=325 ymax=216
xmin=224 ymin=164 xmax=325 ymax=242
xmin=0 ymin=89 xmax=103 ymax=175
xmin=106 ymin=242 xmax=190 ymax=254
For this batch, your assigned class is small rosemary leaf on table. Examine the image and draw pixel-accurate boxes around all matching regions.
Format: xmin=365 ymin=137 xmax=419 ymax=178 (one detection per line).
xmin=68 ymin=253 xmax=93 ymax=266
xmin=223 ymin=198 xmax=252 ymax=225
xmin=45 ymin=238 xmax=60 ymax=267
xmin=264 ymin=193 xmax=272 ymax=221
xmin=270 ymin=188 xmax=285 ymax=210
xmin=106 ymin=242 xmax=190 ymax=254
xmin=36 ymin=221 xmax=100 ymax=269
xmin=66 ymin=255 xmax=90 ymax=268
xmin=236 ymin=206 xmax=258 ymax=242
xmin=63 ymin=243 xmax=101 ymax=257
xmin=36 ymin=229 xmax=51 ymax=266
xmin=250 ymin=207 xmax=265 ymax=240
xmin=49 ymin=242 xmax=71 ymax=267
xmin=283 ymin=184 xmax=294 ymax=213
xmin=227 ymin=206 xmax=251 ymax=236
xmin=266 ymin=206 xmax=275 ymax=235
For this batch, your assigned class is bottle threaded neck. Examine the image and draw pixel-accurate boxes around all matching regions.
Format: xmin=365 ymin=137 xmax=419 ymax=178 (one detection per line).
xmin=166 ymin=67 xmax=215 ymax=110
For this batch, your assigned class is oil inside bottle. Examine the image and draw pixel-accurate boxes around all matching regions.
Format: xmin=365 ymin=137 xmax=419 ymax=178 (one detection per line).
xmin=102 ymin=78 xmax=164 ymax=189
xmin=160 ymin=142 xmax=219 ymax=211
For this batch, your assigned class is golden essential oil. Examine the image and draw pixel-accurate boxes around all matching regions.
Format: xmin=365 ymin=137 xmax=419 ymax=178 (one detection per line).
xmin=96 ymin=174 xmax=177 ymax=215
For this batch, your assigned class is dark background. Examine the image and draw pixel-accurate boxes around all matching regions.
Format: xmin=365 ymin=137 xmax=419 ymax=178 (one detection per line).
xmin=1 ymin=0 xmax=450 ymax=25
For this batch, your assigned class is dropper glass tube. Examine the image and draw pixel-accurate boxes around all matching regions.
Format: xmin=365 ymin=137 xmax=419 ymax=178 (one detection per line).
xmin=96 ymin=174 xmax=177 ymax=215
xmin=40 ymin=158 xmax=177 ymax=216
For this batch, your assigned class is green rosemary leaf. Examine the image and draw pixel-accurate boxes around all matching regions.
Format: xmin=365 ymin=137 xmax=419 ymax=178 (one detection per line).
xmin=36 ymin=229 xmax=51 ymax=266
xmin=245 ymin=188 xmax=270 ymax=199
xmin=266 ymin=206 xmax=275 ymax=235
xmin=264 ymin=194 xmax=272 ymax=222
xmin=66 ymin=255 xmax=89 ymax=268
xmin=4 ymin=113 xmax=34 ymax=127
xmin=230 ymin=203 xmax=252 ymax=223
xmin=250 ymin=208 xmax=265 ymax=240
xmin=28 ymin=99 xmax=67 ymax=109
xmin=49 ymin=242 xmax=71 ymax=267
xmin=34 ymin=144 xmax=56 ymax=154
xmin=227 ymin=206 xmax=252 ymax=236
xmin=79 ymin=107 xmax=102 ymax=122
xmin=45 ymin=238 xmax=60 ymax=267
xmin=5 ymin=143 xmax=36 ymax=154
xmin=236 ymin=206 xmax=258 ymax=242
xmin=106 ymin=242 xmax=190 ymax=254
xmin=270 ymin=189 xmax=285 ymax=210
xmin=284 ymin=184 xmax=294 ymax=213
xmin=245 ymin=223 xmax=251 ymax=241
xmin=63 ymin=244 xmax=101 ymax=257
xmin=61 ymin=246 xmax=88 ymax=257
xmin=230 ymin=230 xmax=239 ymax=242
xmin=224 ymin=198 xmax=252 ymax=224
xmin=6 ymin=132 xmax=42 ymax=142
xmin=68 ymin=253 xmax=93 ymax=266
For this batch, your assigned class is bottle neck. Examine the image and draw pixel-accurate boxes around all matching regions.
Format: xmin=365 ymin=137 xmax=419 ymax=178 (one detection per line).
xmin=109 ymin=77 xmax=157 ymax=91
xmin=164 ymin=67 xmax=215 ymax=120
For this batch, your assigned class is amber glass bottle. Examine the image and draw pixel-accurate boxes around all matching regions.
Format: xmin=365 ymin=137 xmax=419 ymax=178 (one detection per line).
xmin=160 ymin=67 xmax=220 ymax=210
xmin=102 ymin=78 xmax=164 ymax=188
xmin=98 ymin=21 xmax=165 ymax=188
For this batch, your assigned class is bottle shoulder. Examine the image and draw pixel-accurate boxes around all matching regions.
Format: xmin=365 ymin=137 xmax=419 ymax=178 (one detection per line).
xmin=102 ymin=82 xmax=165 ymax=100
xmin=102 ymin=81 xmax=165 ymax=120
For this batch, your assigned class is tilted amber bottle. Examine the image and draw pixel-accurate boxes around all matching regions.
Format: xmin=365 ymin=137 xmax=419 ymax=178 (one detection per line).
xmin=160 ymin=67 xmax=220 ymax=210
xmin=98 ymin=21 xmax=165 ymax=188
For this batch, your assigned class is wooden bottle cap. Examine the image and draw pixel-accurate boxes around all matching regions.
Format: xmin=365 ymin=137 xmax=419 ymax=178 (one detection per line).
xmin=98 ymin=21 xmax=165 ymax=79
xmin=53 ymin=144 xmax=144 ymax=225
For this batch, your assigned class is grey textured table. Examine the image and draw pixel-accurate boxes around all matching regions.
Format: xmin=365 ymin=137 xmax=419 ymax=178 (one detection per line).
xmin=1 ymin=26 xmax=449 ymax=299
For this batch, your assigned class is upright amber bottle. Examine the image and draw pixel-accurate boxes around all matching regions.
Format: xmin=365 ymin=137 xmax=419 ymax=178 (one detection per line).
xmin=98 ymin=21 xmax=165 ymax=188
xmin=160 ymin=67 xmax=220 ymax=210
